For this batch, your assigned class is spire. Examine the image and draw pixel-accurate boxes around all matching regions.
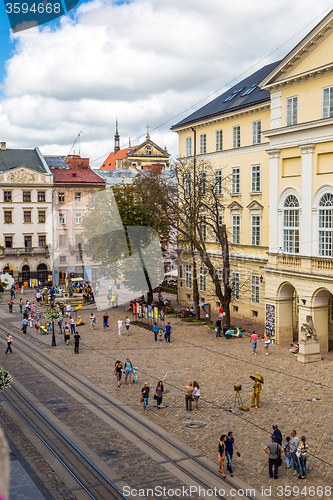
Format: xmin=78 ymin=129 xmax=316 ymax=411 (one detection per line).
xmin=114 ymin=119 xmax=120 ymax=153
xmin=128 ymin=137 xmax=131 ymax=153
xmin=146 ymin=124 xmax=150 ymax=140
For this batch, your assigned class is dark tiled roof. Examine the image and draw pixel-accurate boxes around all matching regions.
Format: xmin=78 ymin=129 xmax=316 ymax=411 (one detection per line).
xmin=0 ymin=148 xmax=47 ymax=173
xmin=171 ymin=61 xmax=281 ymax=129
xmin=44 ymin=156 xmax=69 ymax=168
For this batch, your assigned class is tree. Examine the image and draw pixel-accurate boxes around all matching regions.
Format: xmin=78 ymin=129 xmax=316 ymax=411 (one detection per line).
xmin=0 ymin=368 xmax=12 ymax=392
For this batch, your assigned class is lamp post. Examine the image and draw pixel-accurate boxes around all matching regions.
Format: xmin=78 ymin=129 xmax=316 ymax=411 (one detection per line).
xmin=50 ymin=295 xmax=56 ymax=347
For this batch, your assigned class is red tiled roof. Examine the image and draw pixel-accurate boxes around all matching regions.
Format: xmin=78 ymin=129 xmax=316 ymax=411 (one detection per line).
xmin=52 ymin=166 xmax=105 ymax=186
xmin=99 ymin=147 xmax=137 ymax=170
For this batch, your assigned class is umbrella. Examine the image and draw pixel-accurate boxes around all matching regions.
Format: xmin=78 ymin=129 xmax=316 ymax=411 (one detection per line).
xmin=250 ymin=373 xmax=264 ymax=384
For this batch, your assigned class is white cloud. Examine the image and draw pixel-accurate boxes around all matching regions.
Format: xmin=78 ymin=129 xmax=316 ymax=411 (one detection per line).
xmin=0 ymin=0 xmax=332 ymax=162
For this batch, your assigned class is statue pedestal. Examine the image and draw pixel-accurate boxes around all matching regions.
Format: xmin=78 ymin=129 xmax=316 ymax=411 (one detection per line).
xmin=297 ymin=339 xmax=321 ymax=363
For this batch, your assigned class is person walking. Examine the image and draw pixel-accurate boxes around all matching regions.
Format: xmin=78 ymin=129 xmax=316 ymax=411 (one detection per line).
xmin=125 ymin=316 xmax=130 ymax=336
xmin=283 ymin=436 xmax=292 ymax=470
xmin=153 ymin=322 xmax=159 ymax=341
xmin=19 ymin=298 xmax=23 ymax=314
xmin=102 ymin=312 xmax=109 ymax=331
xmin=73 ymin=332 xmax=81 ymax=354
xmin=58 ymin=317 xmax=63 ymax=335
xmin=297 ymin=436 xmax=308 ymax=479
xmin=155 ymin=381 xmax=164 ymax=408
xmin=185 ymin=382 xmax=193 ymax=411
xmin=272 ymin=424 xmax=282 ymax=445
xmin=115 ymin=293 xmax=119 ymax=307
xmin=114 ymin=360 xmax=123 ymax=387
xmin=193 ymin=381 xmax=200 ymax=410
xmin=225 ymin=431 xmax=240 ymax=477
xmin=5 ymin=333 xmax=13 ymax=354
xmin=264 ymin=332 xmax=270 ymax=355
xmin=90 ymin=313 xmax=97 ymax=331
xmin=10 ymin=287 xmax=15 ymax=299
xmin=215 ymin=318 xmax=222 ymax=337
xmin=117 ymin=318 xmax=123 ymax=336
xmin=218 ymin=434 xmax=227 ymax=477
xmin=165 ymin=322 xmax=171 ymax=343
xmin=264 ymin=435 xmax=282 ymax=479
xmin=70 ymin=317 xmax=76 ymax=336
xmin=141 ymin=382 xmax=150 ymax=411
xmin=250 ymin=331 xmax=258 ymax=355
xmin=8 ymin=299 xmax=13 ymax=313
xmin=124 ymin=357 xmax=133 ymax=384
xmin=64 ymin=322 xmax=70 ymax=346
xmin=21 ymin=284 xmax=24 ymax=294
xmin=290 ymin=430 xmax=300 ymax=475
xmin=22 ymin=317 xmax=28 ymax=334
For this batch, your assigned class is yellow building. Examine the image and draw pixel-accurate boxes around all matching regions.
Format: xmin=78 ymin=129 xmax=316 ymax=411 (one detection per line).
xmin=172 ymin=10 xmax=333 ymax=353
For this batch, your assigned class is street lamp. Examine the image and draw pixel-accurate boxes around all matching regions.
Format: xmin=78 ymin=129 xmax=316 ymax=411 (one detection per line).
xmin=50 ymin=295 xmax=56 ymax=347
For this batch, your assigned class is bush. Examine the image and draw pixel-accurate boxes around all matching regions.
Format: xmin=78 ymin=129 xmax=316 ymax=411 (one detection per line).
xmin=0 ymin=368 xmax=12 ymax=391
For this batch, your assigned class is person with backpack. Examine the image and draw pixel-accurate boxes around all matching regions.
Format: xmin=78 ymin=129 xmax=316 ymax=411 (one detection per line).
xmin=264 ymin=435 xmax=283 ymax=479
xmin=124 ymin=357 xmax=133 ymax=384
xmin=114 ymin=360 xmax=123 ymax=387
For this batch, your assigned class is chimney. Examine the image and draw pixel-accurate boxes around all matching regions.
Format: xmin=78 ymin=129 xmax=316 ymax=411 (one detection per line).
xmin=1 ymin=142 xmax=6 ymax=150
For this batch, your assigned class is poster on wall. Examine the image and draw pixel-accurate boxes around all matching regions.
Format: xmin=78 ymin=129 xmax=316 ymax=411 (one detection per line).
xmin=266 ymin=304 xmax=275 ymax=337
xmin=31 ymin=279 xmax=37 ymax=288
xmin=23 ymin=281 xmax=29 ymax=288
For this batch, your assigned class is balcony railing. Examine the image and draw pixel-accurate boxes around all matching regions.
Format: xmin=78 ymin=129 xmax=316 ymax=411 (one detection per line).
xmin=1 ymin=247 xmax=49 ymax=256
xmin=268 ymin=253 xmax=333 ymax=277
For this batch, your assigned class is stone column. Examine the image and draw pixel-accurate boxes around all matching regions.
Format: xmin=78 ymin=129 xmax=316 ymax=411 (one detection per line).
xmin=299 ymin=144 xmax=315 ymax=257
xmin=267 ymin=149 xmax=281 ymax=253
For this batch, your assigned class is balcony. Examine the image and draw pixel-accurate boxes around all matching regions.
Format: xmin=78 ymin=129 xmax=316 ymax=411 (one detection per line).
xmin=0 ymin=247 xmax=49 ymax=257
xmin=267 ymin=253 xmax=333 ymax=277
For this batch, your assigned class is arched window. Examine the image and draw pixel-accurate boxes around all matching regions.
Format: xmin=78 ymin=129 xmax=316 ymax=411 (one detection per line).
xmin=319 ymin=193 xmax=333 ymax=256
xmin=283 ymin=195 xmax=299 ymax=254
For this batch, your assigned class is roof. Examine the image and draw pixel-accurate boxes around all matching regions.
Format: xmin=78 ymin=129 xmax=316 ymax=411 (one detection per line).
xmin=100 ymin=147 xmax=137 ymax=170
xmin=129 ymin=138 xmax=170 ymax=158
xmin=44 ymin=156 xmax=69 ymax=168
xmin=171 ymin=61 xmax=281 ymax=129
xmin=49 ymin=162 xmax=105 ymax=187
xmin=0 ymin=148 xmax=49 ymax=173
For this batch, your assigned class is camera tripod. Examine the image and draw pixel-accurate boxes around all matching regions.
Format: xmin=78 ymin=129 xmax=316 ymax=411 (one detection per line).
xmin=234 ymin=389 xmax=243 ymax=407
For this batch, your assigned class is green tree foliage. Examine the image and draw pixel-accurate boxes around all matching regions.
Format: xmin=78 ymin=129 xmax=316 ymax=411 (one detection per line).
xmin=0 ymin=368 xmax=12 ymax=391
xmin=43 ymin=308 xmax=62 ymax=321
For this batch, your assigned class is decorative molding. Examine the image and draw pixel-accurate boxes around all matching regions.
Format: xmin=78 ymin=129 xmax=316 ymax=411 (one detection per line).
xmin=267 ymin=149 xmax=281 ymax=159
xmin=228 ymin=200 xmax=243 ymax=212
xmin=6 ymin=168 xmax=38 ymax=184
xmin=247 ymin=200 xmax=264 ymax=211
xmin=299 ymin=143 xmax=315 ymax=155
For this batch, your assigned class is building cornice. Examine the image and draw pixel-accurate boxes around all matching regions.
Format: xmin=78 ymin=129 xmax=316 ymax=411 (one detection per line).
xmin=262 ymin=62 xmax=333 ymax=92
xmin=263 ymin=116 xmax=333 ymax=146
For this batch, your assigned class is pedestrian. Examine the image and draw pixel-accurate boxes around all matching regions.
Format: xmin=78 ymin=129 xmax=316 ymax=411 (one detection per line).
xmin=28 ymin=315 xmax=33 ymax=328
xmin=5 ymin=333 xmax=13 ymax=354
xmin=264 ymin=332 xmax=270 ymax=355
xmin=25 ymin=300 xmax=30 ymax=311
xmin=124 ymin=357 xmax=133 ymax=384
xmin=250 ymin=331 xmax=258 ymax=355
xmin=297 ymin=436 xmax=308 ymax=479
xmin=153 ymin=322 xmax=159 ymax=341
xmin=58 ymin=317 xmax=63 ymax=335
xmin=35 ymin=322 xmax=40 ymax=334
xmin=114 ymin=360 xmax=123 ymax=387
xmin=225 ymin=431 xmax=241 ymax=477
xmin=35 ymin=291 xmax=41 ymax=303
xmin=111 ymin=294 xmax=116 ymax=307
xmin=125 ymin=316 xmax=130 ymax=336
xmin=264 ymin=435 xmax=283 ymax=479
xmin=22 ymin=317 xmax=28 ymax=334
xmin=117 ymin=318 xmax=123 ymax=336
xmin=215 ymin=318 xmax=222 ymax=337
xmin=290 ymin=430 xmax=300 ymax=475
xmin=19 ymin=298 xmax=23 ymax=314
xmin=21 ymin=284 xmax=24 ymax=294
xmin=64 ymin=323 xmax=70 ymax=345
xmin=10 ymin=288 xmax=15 ymax=299
xmin=185 ymin=382 xmax=193 ymax=411
xmin=65 ymin=303 xmax=72 ymax=317
xmin=165 ymin=322 xmax=171 ymax=343
xmin=90 ymin=313 xmax=97 ymax=331
xmin=272 ymin=424 xmax=282 ymax=445
xmin=73 ymin=332 xmax=81 ymax=354
xmin=218 ymin=434 xmax=227 ymax=477
xmin=115 ymin=293 xmax=119 ymax=307
xmin=107 ymin=292 xmax=111 ymax=307
xmin=155 ymin=381 xmax=164 ymax=408
xmin=70 ymin=317 xmax=76 ymax=335
xmin=283 ymin=436 xmax=292 ymax=470
xmin=8 ymin=299 xmax=13 ymax=313
xmin=102 ymin=312 xmax=109 ymax=331
xmin=141 ymin=382 xmax=150 ymax=411
xmin=193 ymin=381 xmax=200 ymax=410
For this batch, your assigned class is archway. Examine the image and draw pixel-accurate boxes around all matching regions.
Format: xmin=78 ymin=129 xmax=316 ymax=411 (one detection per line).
xmin=37 ymin=263 xmax=48 ymax=285
xmin=3 ymin=266 xmax=13 ymax=277
xmin=276 ymin=282 xmax=298 ymax=344
xmin=309 ymin=288 xmax=331 ymax=353
xmin=22 ymin=265 xmax=30 ymax=284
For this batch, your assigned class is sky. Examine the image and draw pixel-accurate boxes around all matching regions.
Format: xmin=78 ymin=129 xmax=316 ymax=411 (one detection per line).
xmin=0 ymin=0 xmax=333 ymax=167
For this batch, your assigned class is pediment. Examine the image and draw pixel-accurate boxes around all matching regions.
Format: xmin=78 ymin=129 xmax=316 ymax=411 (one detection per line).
xmin=228 ymin=200 xmax=243 ymax=211
xmin=128 ymin=139 xmax=170 ymax=158
xmin=247 ymin=200 xmax=263 ymax=210
xmin=3 ymin=167 xmax=43 ymax=184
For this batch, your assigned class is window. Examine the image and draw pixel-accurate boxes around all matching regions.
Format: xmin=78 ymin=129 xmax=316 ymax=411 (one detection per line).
xmin=216 ymin=130 xmax=223 ymax=151
xmin=215 ymin=169 xmax=223 ymax=195
xmin=251 ymin=275 xmax=260 ymax=304
xmin=38 ymin=235 xmax=46 ymax=247
xmin=200 ymin=134 xmax=207 ymax=154
xmin=323 ymin=86 xmax=333 ymax=119
xmin=24 ymin=211 xmax=32 ymax=223
xmin=251 ymin=164 xmax=261 ymax=193
xmin=24 ymin=236 xmax=32 ymax=248
xmin=75 ymin=213 xmax=82 ymax=224
xmin=4 ymin=191 xmax=12 ymax=202
xmin=75 ymin=192 xmax=81 ymax=202
xmin=216 ymin=268 xmax=223 ymax=284
xmin=251 ymin=215 xmax=261 ymax=246
xmin=23 ymin=191 xmax=31 ymax=202
xmin=232 ymin=272 xmax=240 ymax=300
xmin=199 ymin=214 xmax=207 ymax=241
xmin=185 ymin=264 xmax=192 ymax=289
xmin=60 ymin=255 xmax=67 ymax=263
xmin=283 ymin=195 xmax=299 ymax=254
xmin=4 ymin=211 xmax=12 ymax=223
xmin=38 ymin=191 xmax=46 ymax=202
xmin=186 ymin=137 xmax=192 ymax=156
xmin=179 ymin=264 xmax=183 ymax=279
xmin=231 ymin=167 xmax=240 ymax=194
xmin=58 ymin=192 xmax=65 ymax=203
xmin=232 ymin=215 xmax=240 ymax=244
xmin=38 ymin=211 xmax=46 ymax=223
xmin=59 ymin=234 xmax=67 ymax=247
xmin=198 ymin=171 xmax=206 ymax=197
xmin=5 ymin=236 xmax=12 ymax=248
xmin=318 ymin=193 xmax=333 ymax=256
xmin=252 ymin=120 xmax=261 ymax=144
xmin=58 ymin=213 xmax=66 ymax=224
xmin=184 ymin=173 xmax=191 ymax=198
xmin=233 ymin=126 xmax=240 ymax=148
xmin=199 ymin=266 xmax=207 ymax=292
xmin=76 ymin=254 xmax=82 ymax=262
xmin=286 ymin=96 xmax=298 ymax=126
xmin=215 ymin=214 xmax=223 ymax=242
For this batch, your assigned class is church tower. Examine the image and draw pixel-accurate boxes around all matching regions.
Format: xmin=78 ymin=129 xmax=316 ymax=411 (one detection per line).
xmin=114 ymin=119 xmax=120 ymax=153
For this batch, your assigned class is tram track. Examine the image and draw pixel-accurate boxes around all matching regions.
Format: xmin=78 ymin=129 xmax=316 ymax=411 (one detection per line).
xmin=0 ymin=323 xmax=259 ymax=500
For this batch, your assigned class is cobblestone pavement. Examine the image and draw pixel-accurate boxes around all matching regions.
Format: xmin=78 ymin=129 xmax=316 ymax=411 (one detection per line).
xmin=1 ymin=290 xmax=333 ymax=499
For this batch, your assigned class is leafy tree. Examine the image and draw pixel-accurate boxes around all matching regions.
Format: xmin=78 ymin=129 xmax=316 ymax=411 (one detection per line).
xmin=0 ymin=368 xmax=12 ymax=392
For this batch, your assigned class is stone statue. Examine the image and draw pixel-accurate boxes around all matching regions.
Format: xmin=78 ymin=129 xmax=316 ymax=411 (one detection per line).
xmin=65 ymin=272 xmax=72 ymax=297
xmin=300 ymin=315 xmax=317 ymax=341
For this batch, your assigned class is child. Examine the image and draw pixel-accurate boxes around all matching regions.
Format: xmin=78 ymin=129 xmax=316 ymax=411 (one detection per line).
xmin=159 ymin=327 xmax=164 ymax=341
xmin=284 ymin=436 xmax=291 ymax=470
xmin=264 ymin=333 xmax=270 ymax=356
